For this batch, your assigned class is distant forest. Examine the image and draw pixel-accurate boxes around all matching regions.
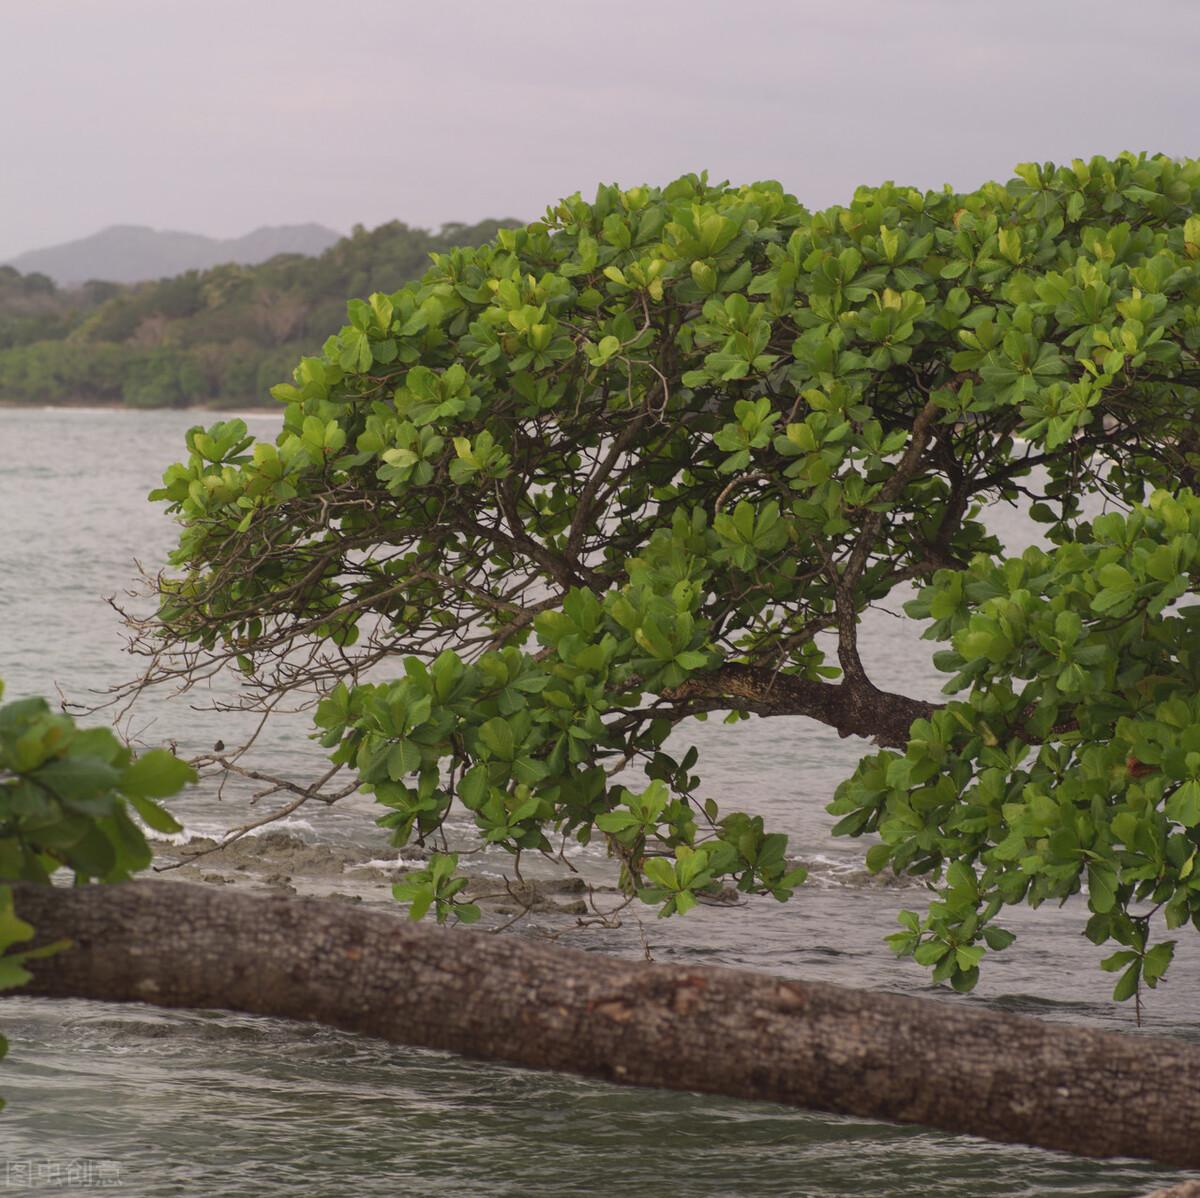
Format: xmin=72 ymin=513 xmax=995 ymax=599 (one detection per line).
xmin=0 ymin=219 xmax=512 ymax=408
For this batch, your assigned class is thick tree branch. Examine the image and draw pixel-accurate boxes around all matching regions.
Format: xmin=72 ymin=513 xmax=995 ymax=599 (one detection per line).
xmin=667 ymin=664 xmax=936 ymax=748
xmin=10 ymin=881 xmax=1200 ymax=1171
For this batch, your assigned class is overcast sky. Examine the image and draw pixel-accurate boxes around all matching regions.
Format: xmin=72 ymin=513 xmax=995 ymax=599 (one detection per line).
xmin=1 ymin=0 xmax=1195 ymax=261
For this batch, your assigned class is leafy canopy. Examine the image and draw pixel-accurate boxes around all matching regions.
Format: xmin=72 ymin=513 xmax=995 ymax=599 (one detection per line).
xmin=144 ymin=153 xmax=1200 ymax=1002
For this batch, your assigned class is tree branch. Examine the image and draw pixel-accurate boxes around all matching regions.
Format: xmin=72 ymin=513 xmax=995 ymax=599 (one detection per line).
xmin=665 ymin=664 xmax=935 ymax=748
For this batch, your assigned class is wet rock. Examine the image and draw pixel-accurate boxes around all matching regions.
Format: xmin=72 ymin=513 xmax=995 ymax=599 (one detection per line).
xmin=344 ymin=863 xmax=402 ymax=882
xmin=168 ymin=831 xmax=363 ymax=879
xmin=467 ymin=878 xmax=592 ymax=916
xmin=154 ymin=830 xmax=609 ymax=923
xmin=539 ymin=876 xmax=587 ymax=896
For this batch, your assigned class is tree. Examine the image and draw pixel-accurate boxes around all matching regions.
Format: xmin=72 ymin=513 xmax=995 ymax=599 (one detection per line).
xmin=130 ymin=153 xmax=1200 ymax=1011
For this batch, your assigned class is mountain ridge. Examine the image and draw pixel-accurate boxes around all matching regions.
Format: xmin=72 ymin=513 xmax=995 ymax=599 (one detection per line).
xmin=4 ymin=223 xmax=343 ymax=286
xmin=0 ymin=216 xmax=515 ymax=408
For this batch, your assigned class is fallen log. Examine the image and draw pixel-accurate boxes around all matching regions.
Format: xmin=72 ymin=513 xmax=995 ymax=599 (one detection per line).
xmin=8 ymin=880 xmax=1200 ymax=1172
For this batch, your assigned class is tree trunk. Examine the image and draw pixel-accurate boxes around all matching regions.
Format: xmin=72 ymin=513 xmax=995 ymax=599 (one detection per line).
xmin=9 ymin=880 xmax=1200 ymax=1172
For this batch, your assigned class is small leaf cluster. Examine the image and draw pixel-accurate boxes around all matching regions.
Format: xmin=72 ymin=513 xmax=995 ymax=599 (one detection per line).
xmin=0 ymin=680 xmax=192 ymax=884
xmin=0 ymin=678 xmax=195 ymax=1100
xmin=391 ymin=853 xmax=480 ymax=925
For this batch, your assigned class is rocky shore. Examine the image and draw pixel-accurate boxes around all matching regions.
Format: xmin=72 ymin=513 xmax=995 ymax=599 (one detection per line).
xmin=150 ymin=829 xmax=600 ymax=919
xmin=149 ymin=824 xmax=912 ymax=936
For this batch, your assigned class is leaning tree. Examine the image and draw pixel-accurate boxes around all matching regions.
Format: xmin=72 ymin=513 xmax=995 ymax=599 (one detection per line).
xmin=134 ymin=152 xmax=1200 ymax=1005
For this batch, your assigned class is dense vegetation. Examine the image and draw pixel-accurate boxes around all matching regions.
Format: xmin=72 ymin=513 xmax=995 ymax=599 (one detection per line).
xmin=0 ymin=220 xmax=511 ymax=408
xmin=130 ymin=153 xmax=1200 ymax=1005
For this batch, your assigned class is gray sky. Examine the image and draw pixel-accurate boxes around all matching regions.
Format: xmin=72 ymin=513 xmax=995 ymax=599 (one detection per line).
xmin=1 ymin=0 xmax=1195 ymax=261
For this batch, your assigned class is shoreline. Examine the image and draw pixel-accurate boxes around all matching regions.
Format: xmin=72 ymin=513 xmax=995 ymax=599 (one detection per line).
xmin=0 ymin=397 xmax=278 ymax=414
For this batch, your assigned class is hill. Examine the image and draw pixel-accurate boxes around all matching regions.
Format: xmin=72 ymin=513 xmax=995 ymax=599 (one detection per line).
xmin=4 ymin=223 xmax=342 ymax=286
xmin=0 ymin=218 xmax=514 ymax=409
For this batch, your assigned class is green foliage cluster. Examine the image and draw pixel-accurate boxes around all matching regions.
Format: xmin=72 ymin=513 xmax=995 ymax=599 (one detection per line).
xmin=148 ymin=154 xmax=1200 ymax=1001
xmin=391 ymin=851 xmax=480 ymax=924
xmin=834 ymin=489 xmax=1200 ymax=996
xmin=0 ymin=221 xmax=511 ymax=408
xmin=0 ymin=678 xmax=194 ymax=1094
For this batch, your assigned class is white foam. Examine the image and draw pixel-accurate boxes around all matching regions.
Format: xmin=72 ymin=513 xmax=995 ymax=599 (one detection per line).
xmin=358 ymin=856 xmax=416 ymax=872
xmin=147 ymin=815 xmax=318 ymax=846
xmin=144 ymin=820 xmax=227 ymax=846
xmin=242 ymin=817 xmax=317 ymax=838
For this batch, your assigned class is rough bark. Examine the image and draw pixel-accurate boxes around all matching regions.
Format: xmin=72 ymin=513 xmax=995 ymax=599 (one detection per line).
xmin=9 ymin=880 xmax=1200 ymax=1171
xmin=670 ymin=664 xmax=937 ymax=748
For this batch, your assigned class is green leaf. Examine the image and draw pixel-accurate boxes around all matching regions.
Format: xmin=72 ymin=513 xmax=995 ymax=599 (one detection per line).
xmin=913 ymin=940 xmax=949 ymax=966
xmin=0 ymin=958 xmax=31 ymax=990
xmin=982 ymin=926 xmax=1016 ymax=951
xmin=864 ymin=843 xmax=892 ymax=873
xmin=126 ymin=794 xmax=183 ymax=835
xmin=643 ymin=858 xmax=678 ymax=890
xmin=387 ymin=740 xmax=423 ymax=780
xmin=1166 ymin=779 xmax=1200 ymax=827
xmin=1087 ymin=864 xmax=1118 ymax=915
xmin=120 ymin=751 xmax=196 ymax=800
xmin=478 ymin=718 xmax=515 ymax=761
xmin=35 ymin=757 xmax=121 ymax=804
xmin=1112 ymin=960 xmax=1141 ymax=1002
